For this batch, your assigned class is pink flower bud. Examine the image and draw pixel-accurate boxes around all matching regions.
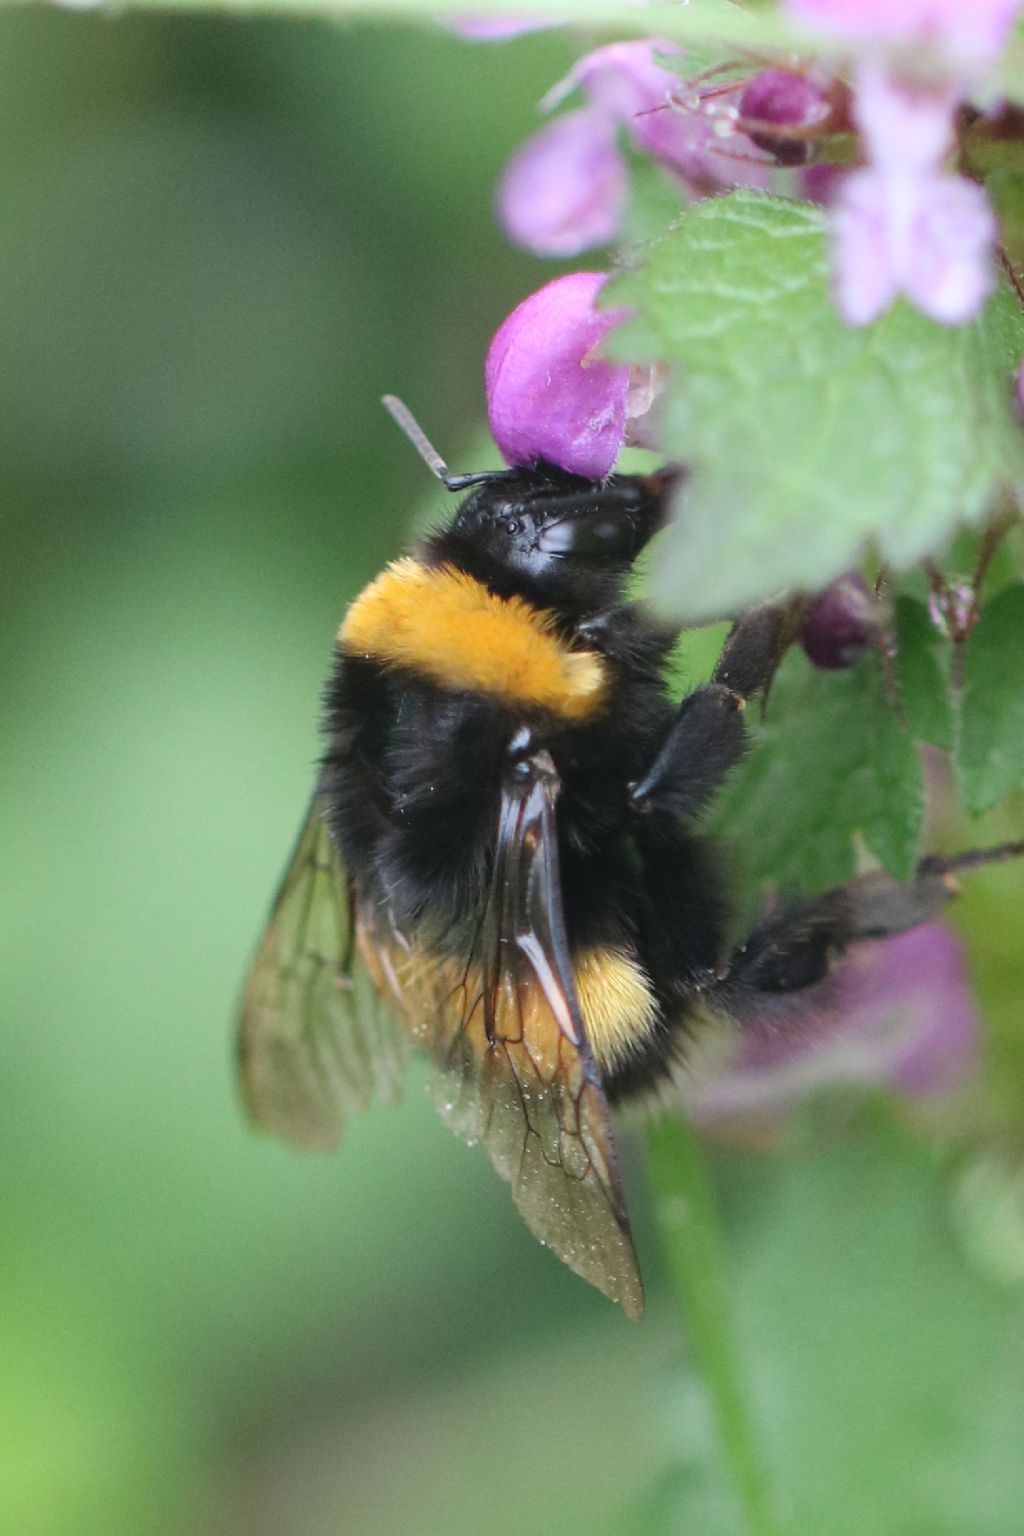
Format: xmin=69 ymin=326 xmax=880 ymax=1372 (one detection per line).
xmin=738 ymin=69 xmax=830 ymax=165
xmin=800 ymin=573 xmax=879 ymax=669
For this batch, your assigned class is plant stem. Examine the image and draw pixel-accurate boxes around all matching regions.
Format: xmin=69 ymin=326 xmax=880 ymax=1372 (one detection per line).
xmin=646 ymin=1115 xmax=785 ymax=1536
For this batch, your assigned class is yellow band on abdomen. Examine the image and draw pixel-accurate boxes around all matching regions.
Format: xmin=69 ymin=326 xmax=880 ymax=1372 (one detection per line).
xmin=576 ymin=947 xmax=658 ymax=1073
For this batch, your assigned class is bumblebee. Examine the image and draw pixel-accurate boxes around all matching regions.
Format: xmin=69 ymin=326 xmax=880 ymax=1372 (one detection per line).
xmin=238 ymin=401 xmax=978 ymax=1317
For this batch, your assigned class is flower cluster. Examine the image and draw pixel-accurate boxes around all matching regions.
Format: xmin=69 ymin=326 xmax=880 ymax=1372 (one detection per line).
xmin=457 ymin=0 xmax=1020 ymax=328
xmin=496 ymin=40 xmax=770 ymax=257
xmin=786 ymin=0 xmax=1021 ymax=323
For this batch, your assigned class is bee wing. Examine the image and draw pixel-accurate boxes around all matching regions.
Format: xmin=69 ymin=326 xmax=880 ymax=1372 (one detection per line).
xmin=237 ymin=792 xmax=412 ymax=1152
xmin=370 ymin=748 xmax=645 ymax=1318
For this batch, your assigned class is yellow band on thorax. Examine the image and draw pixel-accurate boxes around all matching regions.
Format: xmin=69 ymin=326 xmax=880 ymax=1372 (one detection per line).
xmin=339 ymin=559 xmax=607 ymax=721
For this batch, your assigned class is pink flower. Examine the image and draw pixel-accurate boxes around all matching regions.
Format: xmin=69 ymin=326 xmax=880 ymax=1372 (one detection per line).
xmin=498 ymin=40 xmax=770 ymax=257
xmin=444 ymin=13 xmax=565 ymax=38
xmin=688 ymin=924 xmax=980 ymax=1127
xmin=783 ymin=0 xmax=1021 ymax=72
xmin=832 ymin=68 xmax=996 ymax=325
xmin=485 ymin=272 xmax=654 ymax=479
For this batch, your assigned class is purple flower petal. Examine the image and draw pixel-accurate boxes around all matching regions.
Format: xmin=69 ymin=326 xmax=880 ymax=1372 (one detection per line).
xmin=444 ymin=13 xmax=566 ymax=38
xmin=904 ymin=172 xmax=997 ymax=324
xmin=628 ymin=84 xmax=773 ymax=193
xmin=831 ymin=67 xmax=995 ymax=326
xmin=496 ymin=107 xmax=627 ymax=257
xmin=802 ymin=162 xmax=847 ymax=205
xmin=783 ymin=0 xmax=1021 ymax=70
xmin=832 ymin=168 xmax=903 ymax=325
xmin=544 ymin=39 xmax=683 ymax=119
xmin=485 ymin=272 xmax=631 ymax=479
xmin=689 ymin=923 xmax=980 ymax=1125
xmin=854 ymin=66 xmax=957 ymax=173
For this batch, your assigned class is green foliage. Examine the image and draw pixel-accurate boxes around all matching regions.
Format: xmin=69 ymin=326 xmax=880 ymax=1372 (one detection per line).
xmin=638 ymin=1124 xmax=1024 ymax=1536
xmin=647 ymin=1117 xmax=783 ymax=1536
xmin=610 ymin=193 xmax=1024 ymax=621
xmin=711 ymin=649 xmax=923 ymax=894
xmin=958 ymin=582 xmax=1024 ymax=813
xmin=894 ymin=594 xmax=955 ymax=751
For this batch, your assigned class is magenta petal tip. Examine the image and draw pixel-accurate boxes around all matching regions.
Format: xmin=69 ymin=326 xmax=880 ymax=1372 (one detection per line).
xmin=485 ymin=272 xmax=631 ymax=479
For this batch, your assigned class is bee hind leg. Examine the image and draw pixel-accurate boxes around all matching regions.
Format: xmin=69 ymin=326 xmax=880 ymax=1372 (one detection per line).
xmin=710 ymin=860 xmax=956 ymax=1018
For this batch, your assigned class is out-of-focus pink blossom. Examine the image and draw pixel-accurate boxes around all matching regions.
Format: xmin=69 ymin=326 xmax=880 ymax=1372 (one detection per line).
xmin=835 ymin=165 xmax=994 ymax=324
xmin=688 ymin=923 xmax=980 ymax=1127
xmin=542 ymin=39 xmax=682 ymax=120
xmin=486 ymin=272 xmax=650 ymax=479
xmin=445 ymin=13 xmax=565 ymax=38
xmin=832 ymin=67 xmax=996 ymax=325
xmin=833 ymin=164 xmax=996 ymax=325
xmin=497 ymin=108 xmax=627 ymax=257
xmin=928 ymin=579 xmax=975 ymax=639
xmin=1015 ymin=360 xmax=1024 ymax=425
xmin=783 ymin=0 xmax=1021 ymax=72
xmin=498 ymin=39 xmax=770 ymax=256
xmin=854 ymin=66 xmax=957 ymax=169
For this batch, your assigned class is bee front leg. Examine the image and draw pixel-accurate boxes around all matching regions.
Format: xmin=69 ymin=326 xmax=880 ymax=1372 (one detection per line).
xmin=629 ymin=599 xmax=798 ymax=818
xmin=629 ymin=683 xmax=746 ymax=816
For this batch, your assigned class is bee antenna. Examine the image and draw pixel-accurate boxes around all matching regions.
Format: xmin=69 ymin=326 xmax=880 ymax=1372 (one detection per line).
xmin=381 ymin=394 xmax=516 ymax=494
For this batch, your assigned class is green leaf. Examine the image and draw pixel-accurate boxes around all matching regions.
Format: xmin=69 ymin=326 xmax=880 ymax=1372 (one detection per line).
xmin=711 ymin=649 xmax=923 ymax=893
xmin=610 ymin=193 xmax=1024 ymax=622
xmin=894 ymin=594 xmax=954 ymax=751
xmin=957 ymin=582 xmax=1024 ymax=813
xmin=732 ymin=1124 xmax=1024 ymax=1536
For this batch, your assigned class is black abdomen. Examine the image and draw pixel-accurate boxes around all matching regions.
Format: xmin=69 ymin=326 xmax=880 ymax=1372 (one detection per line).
xmin=322 ymin=647 xmax=730 ymax=1099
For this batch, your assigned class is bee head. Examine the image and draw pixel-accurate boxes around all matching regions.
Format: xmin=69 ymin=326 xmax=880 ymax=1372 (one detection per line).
xmin=427 ymin=465 xmax=679 ymax=615
xmin=380 ymin=395 xmax=679 ymax=617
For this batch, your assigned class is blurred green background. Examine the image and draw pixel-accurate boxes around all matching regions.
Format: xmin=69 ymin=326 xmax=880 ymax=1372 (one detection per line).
xmin=3 ymin=13 xmax=1024 ymax=1536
